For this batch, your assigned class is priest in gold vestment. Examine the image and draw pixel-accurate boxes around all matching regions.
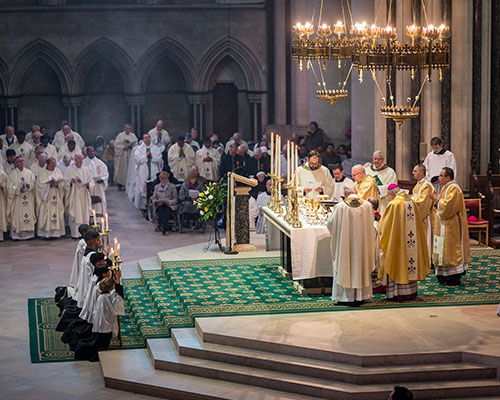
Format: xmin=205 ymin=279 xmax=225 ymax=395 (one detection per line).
xmin=379 ymin=188 xmax=430 ymax=301
xmin=36 ymin=157 xmax=65 ymax=238
xmin=64 ymin=154 xmax=94 ymax=239
xmin=352 ymin=164 xmax=379 ymax=201
xmin=429 ymin=167 xmax=470 ymax=286
xmin=7 ymin=156 xmax=36 ymax=240
xmin=114 ymin=124 xmax=138 ymax=191
xmin=327 ymin=185 xmax=375 ymax=305
xmin=411 ymin=164 xmax=436 ymax=266
xmin=296 ymin=150 xmax=334 ymax=199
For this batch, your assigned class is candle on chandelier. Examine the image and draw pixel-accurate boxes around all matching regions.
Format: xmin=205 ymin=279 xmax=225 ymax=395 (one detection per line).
xmin=105 ymin=213 xmax=109 ymax=230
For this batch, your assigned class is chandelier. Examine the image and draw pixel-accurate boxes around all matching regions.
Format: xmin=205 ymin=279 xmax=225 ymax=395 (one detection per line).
xmin=291 ymin=0 xmax=451 ymax=127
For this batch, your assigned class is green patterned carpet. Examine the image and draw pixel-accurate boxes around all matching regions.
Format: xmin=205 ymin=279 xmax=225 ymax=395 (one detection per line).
xmin=29 ymin=249 xmax=500 ymax=362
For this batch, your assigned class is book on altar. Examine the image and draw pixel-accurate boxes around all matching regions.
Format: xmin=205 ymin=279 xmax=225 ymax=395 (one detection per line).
xmin=189 ymin=190 xmax=200 ymax=199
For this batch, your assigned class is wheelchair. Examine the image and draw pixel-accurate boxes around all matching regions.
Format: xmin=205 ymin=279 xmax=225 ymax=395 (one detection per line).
xmin=177 ymin=202 xmax=206 ymax=234
xmin=147 ymin=196 xmax=179 ymax=233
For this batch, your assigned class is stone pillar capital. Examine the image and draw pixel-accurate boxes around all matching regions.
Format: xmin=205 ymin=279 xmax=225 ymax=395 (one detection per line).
xmin=247 ymin=93 xmax=263 ymax=103
xmin=1 ymin=97 xmax=19 ymax=108
xmin=63 ymin=96 xmax=83 ymax=107
xmin=125 ymin=95 xmax=146 ymax=106
xmin=188 ymin=94 xmax=208 ymax=104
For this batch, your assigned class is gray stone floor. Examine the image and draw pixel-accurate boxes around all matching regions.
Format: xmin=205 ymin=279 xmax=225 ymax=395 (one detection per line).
xmin=0 ymin=186 xmax=206 ymax=400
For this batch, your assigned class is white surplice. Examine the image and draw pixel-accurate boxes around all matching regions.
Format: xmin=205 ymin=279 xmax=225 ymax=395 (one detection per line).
xmin=83 ymin=156 xmax=109 ymax=215
xmin=114 ymin=131 xmax=138 ymax=186
xmin=69 ymin=238 xmax=86 ymax=288
xmin=64 ymin=165 xmax=94 ymax=238
xmin=133 ymin=142 xmax=162 ymax=209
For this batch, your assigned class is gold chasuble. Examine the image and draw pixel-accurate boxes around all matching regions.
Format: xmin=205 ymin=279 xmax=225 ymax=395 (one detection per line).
xmin=356 ymin=175 xmax=378 ymax=200
xmin=412 ymin=178 xmax=436 ymax=263
xmin=433 ymin=181 xmax=470 ymax=268
xmin=379 ymin=192 xmax=430 ymax=284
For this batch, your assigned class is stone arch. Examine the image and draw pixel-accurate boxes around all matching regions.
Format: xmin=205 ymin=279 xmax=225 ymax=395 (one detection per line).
xmin=8 ymin=40 xmax=72 ymax=96
xmin=198 ymin=37 xmax=264 ymax=92
xmin=72 ymin=38 xmax=135 ymax=94
xmin=136 ymin=37 xmax=197 ymax=93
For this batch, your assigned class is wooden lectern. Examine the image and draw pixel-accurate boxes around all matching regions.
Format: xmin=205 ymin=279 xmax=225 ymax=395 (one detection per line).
xmin=226 ymin=172 xmax=258 ymax=253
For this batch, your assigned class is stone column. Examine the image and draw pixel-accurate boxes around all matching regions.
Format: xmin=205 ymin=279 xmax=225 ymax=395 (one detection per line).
xmin=273 ymin=0 xmax=287 ymax=125
xmin=188 ymin=94 xmax=208 ymax=140
xmin=440 ymin=0 xmax=452 ymax=150
xmin=480 ymin=0 xmax=491 ymax=173
xmin=471 ymin=0 xmax=482 ymax=173
xmin=248 ymin=94 xmax=263 ymax=143
xmin=1 ymin=98 xmax=18 ymax=129
xmin=490 ymin=0 xmax=500 ymax=172
xmin=350 ymin=0 xmax=376 ymax=163
xmin=450 ymin=0 xmax=473 ymax=188
xmin=125 ymin=95 xmax=145 ymax=137
xmin=63 ymin=97 xmax=82 ymax=132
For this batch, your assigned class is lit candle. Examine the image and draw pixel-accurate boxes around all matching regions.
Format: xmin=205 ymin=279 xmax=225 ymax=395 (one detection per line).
xmin=277 ymin=136 xmax=281 ymax=179
xmin=101 ymin=217 xmax=105 ymax=233
xmin=117 ymin=243 xmax=121 ymax=258
xmin=105 ymin=213 xmax=109 ymax=231
xmin=92 ymin=209 xmax=96 ymax=225
xmin=114 ymin=237 xmax=118 ymax=251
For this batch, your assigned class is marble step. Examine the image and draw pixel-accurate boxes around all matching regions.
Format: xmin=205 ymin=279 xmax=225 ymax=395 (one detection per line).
xmin=99 ymin=348 xmax=321 ymax=400
xmin=147 ymin=338 xmax=500 ymax=400
xmin=195 ymin=320 xmax=463 ymax=367
xmin=170 ymin=328 xmax=497 ymax=385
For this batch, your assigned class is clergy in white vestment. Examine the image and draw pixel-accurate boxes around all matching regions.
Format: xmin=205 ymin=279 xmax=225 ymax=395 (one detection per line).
xmin=83 ymin=146 xmax=109 ymax=215
xmin=0 ymin=141 xmax=5 ymax=166
xmin=296 ymin=150 xmax=335 ymax=199
xmin=147 ymin=120 xmax=170 ymax=152
xmin=40 ymin=135 xmax=58 ymax=160
xmin=58 ymin=138 xmax=81 ymax=160
xmin=365 ymin=150 xmax=398 ymax=214
xmin=69 ymin=224 xmax=90 ymax=288
xmin=195 ymin=138 xmax=220 ymax=181
xmin=224 ymin=132 xmax=247 ymax=153
xmin=0 ymin=168 xmax=8 ymax=240
xmin=423 ymin=136 xmax=457 ymax=194
xmin=64 ymin=154 xmax=94 ymax=238
xmin=56 ymin=154 xmax=73 ymax=176
xmin=11 ymin=131 xmax=33 ymax=160
xmin=168 ymin=135 xmax=195 ymax=182
xmin=114 ymin=124 xmax=138 ymax=191
xmin=134 ymin=133 xmax=162 ymax=209
xmin=331 ymin=163 xmax=355 ymax=202
xmin=30 ymin=153 xmax=48 ymax=180
xmin=28 ymin=144 xmax=46 ymax=169
xmin=7 ymin=156 xmax=37 ymax=240
xmin=0 ymin=125 xmax=16 ymax=150
xmin=35 ymin=158 xmax=66 ymax=238
xmin=73 ymin=230 xmax=101 ymax=304
xmin=3 ymin=149 xmax=17 ymax=175
xmin=26 ymin=126 xmax=40 ymax=146
xmin=327 ymin=186 xmax=375 ymax=305
xmin=79 ymin=255 xmax=112 ymax=323
xmin=53 ymin=123 xmax=85 ymax=150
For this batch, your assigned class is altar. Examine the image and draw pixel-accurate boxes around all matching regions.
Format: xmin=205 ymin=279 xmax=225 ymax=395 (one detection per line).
xmin=263 ymin=206 xmax=333 ymax=294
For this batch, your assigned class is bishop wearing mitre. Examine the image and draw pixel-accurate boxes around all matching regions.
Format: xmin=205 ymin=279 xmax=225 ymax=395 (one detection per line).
xmin=195 ymin=137 xmax=220 ymax=181
xmin=64 ymin=154 xmax=94 ymax=238
xmin=36 ymin=157 xmax=65 ymax=238
xmin=7 ymin=156 xmax=36 ymax=240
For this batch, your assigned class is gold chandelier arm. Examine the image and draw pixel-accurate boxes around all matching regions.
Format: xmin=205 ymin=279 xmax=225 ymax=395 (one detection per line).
xmin=412 ymin=74 xmax=430 ymax=108
xmin=318 ymin=0 xmax=324 ymax=28
xmin=386 ymin=77 xmax=395 ymax=107
xmin=311 ymin=0 xmax=318 ymax=26
xmin=341 ymin=63 xmax=354 ymax=90
xmin=421 ymin=0 xmax=429 ymax=27
xmin=317 ymin=59 xmax=327 ymax=89
xmin=345 ymin=0 xmax=354 ymax=28
xmin=371 ymin=69 xmax=386 ymax=102
xmin=308 ymin=60 xmax=322 ymax=88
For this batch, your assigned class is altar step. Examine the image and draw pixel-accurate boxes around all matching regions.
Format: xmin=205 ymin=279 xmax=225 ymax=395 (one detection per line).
xmin=100 ymin=327 xmax=500 ymax=400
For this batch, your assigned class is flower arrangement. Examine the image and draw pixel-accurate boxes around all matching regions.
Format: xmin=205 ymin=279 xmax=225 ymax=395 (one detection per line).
xmin=195 ymin=179 xmax=227 ymax=221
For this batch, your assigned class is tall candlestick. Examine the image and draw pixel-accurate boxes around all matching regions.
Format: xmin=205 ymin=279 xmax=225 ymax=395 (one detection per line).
xmin=295 ymin=144 xmax=298 ymax=187
xmin=270 ymin=132 xmax=274 ymax=176
xmin=277 ymin=136 xmax=281 ymax=178
xmin=92 ymin=209 xmax=96 ymax=224
xmin=105 ymin=213 xmax=109 ymax=230
xmin=114 ymin=237 xmax=118 ymax=251
xmin=287 ymin=140 xmax=290 ymax=185
xmin=101 ymin=217 xmax=105 ymax=233
xmin=117 ymin=243 xmax=121 ymax=258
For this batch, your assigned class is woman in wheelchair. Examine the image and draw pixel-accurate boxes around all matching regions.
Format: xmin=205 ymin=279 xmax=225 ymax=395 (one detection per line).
xmin=151 ymin=171 xmax=178 ymax=234
xmin=178 ymin=169 xmax=204 ymax=229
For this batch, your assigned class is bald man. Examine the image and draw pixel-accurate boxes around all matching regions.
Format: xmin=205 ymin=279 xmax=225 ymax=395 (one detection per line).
xmin=352 ymin=164 xmax=378 ymax=201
